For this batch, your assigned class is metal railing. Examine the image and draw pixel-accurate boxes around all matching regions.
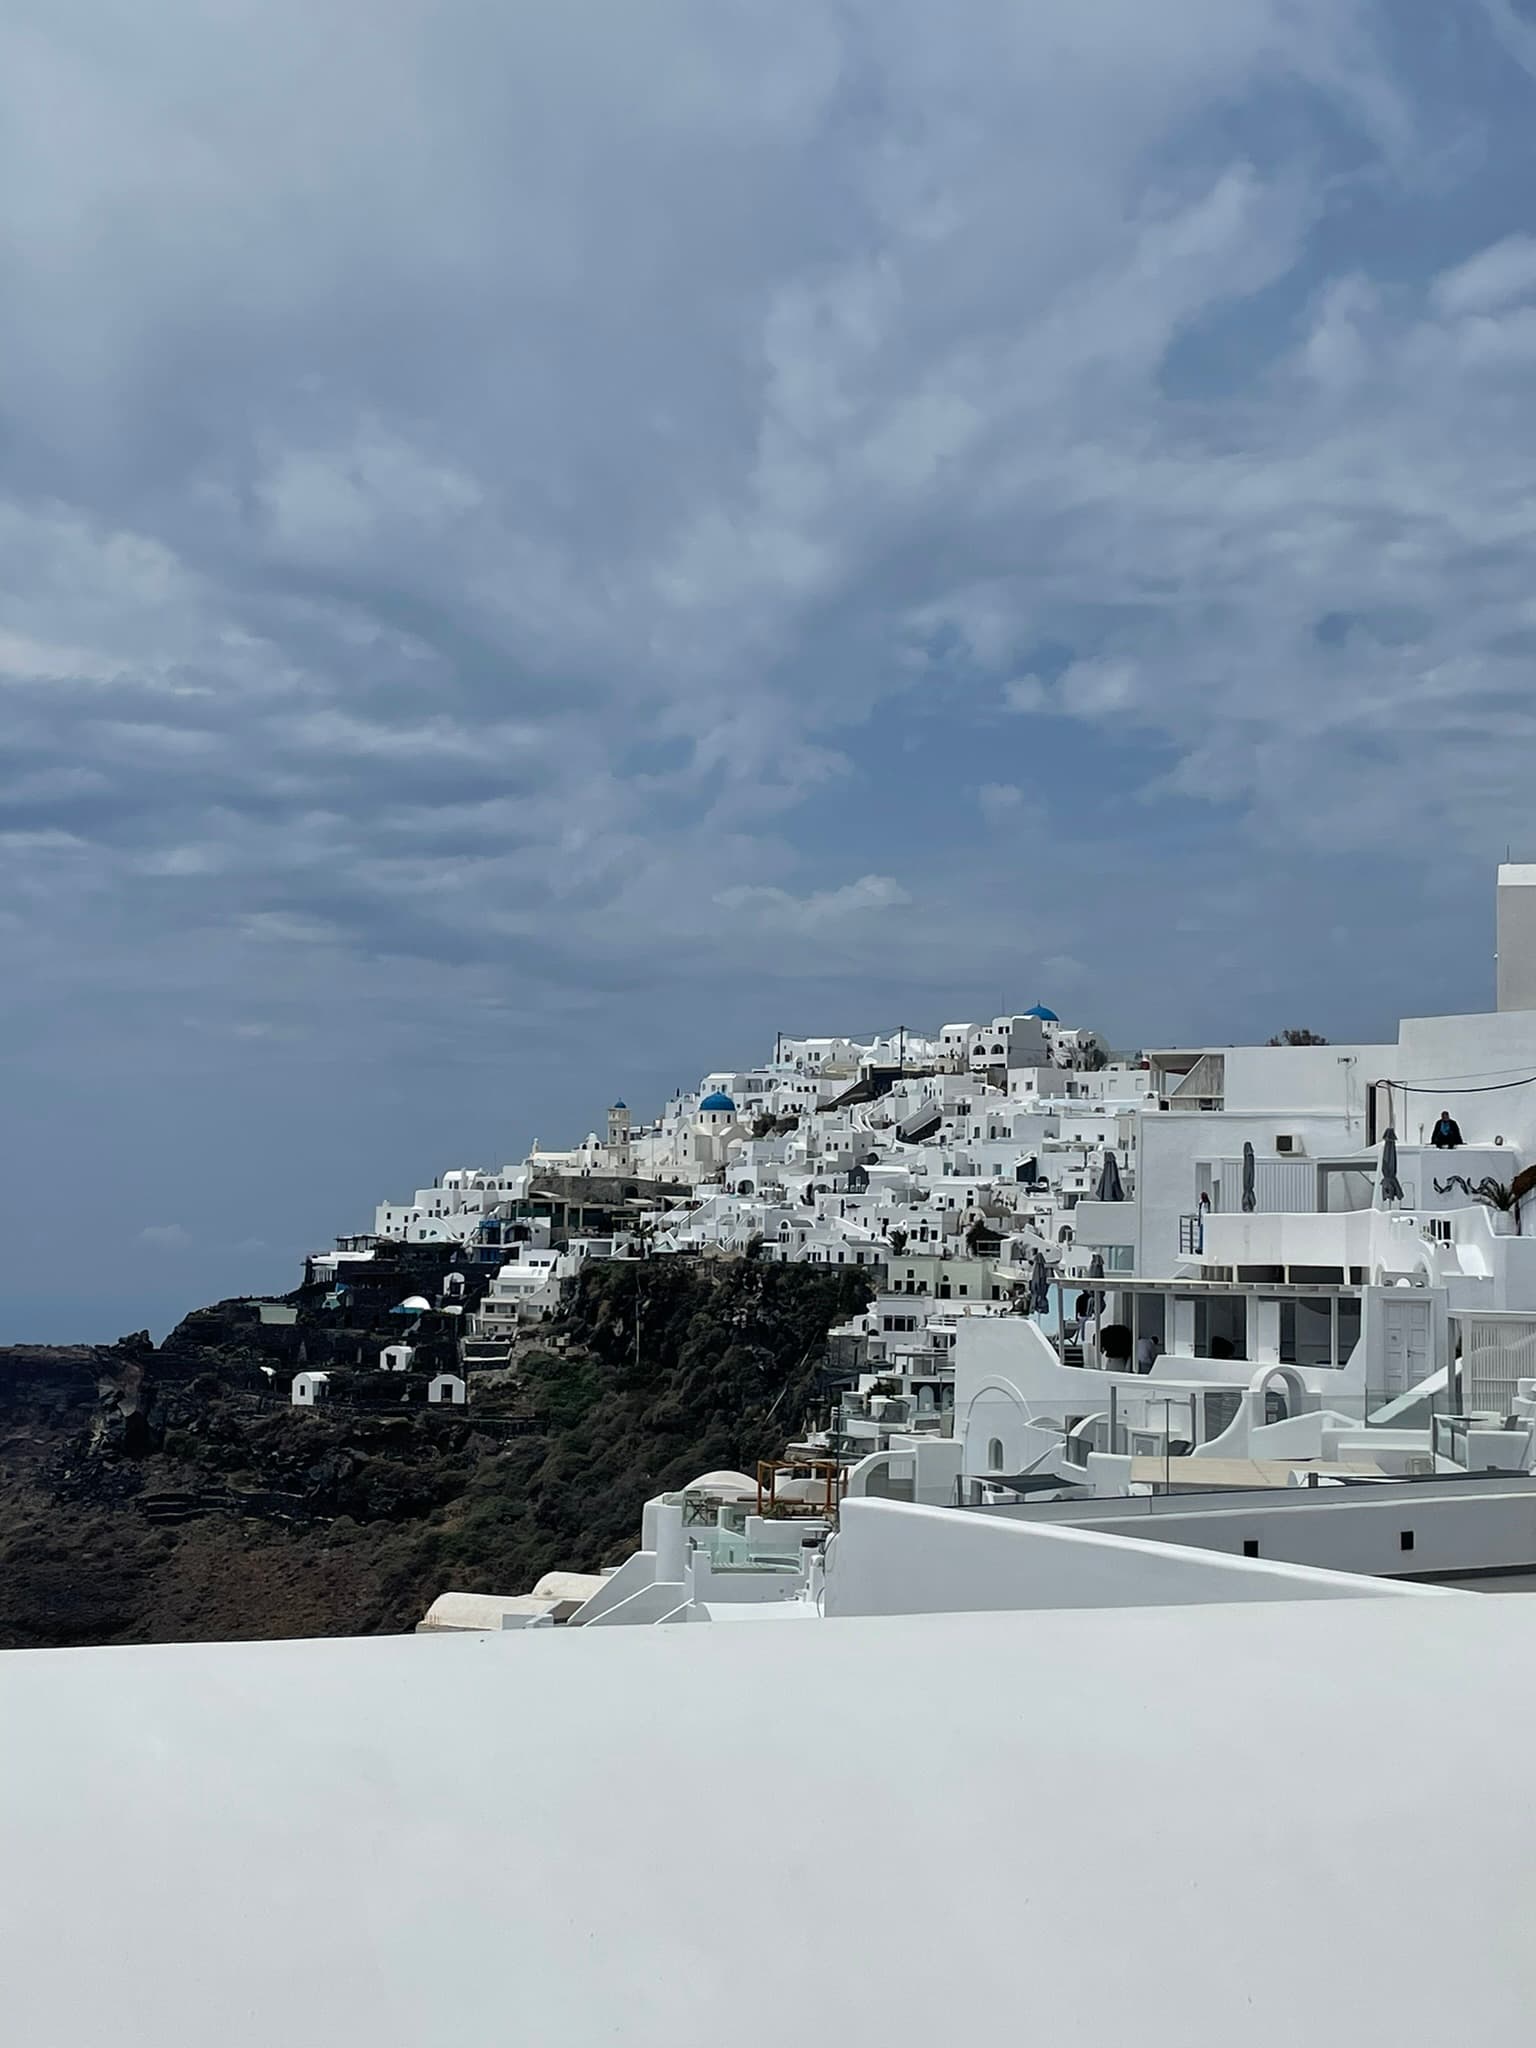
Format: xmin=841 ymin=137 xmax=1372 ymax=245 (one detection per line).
xmin=1452 ymin=1313 xmax=1536 ymax=1421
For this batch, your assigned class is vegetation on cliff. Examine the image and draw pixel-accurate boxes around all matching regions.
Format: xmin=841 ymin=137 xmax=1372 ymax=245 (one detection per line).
xmin=0 ymin=1259 xmax=872 ymax=1649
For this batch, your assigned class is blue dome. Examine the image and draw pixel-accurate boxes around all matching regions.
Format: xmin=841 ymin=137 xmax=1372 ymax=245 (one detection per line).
xmin=611 ymin=1100 xmax=626 ymax=1110
xmin=1024 ymin=1003 xmax=1059 ymax=1023
xmin=699 ymin=1090 xmax=736 ymax=1113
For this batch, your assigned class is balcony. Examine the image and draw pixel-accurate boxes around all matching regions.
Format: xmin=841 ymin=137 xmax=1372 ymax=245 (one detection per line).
xmin=1070 ymin=1199 xmax=1136 ymax=1252
xmin=1199 ymin=1156 xmax=1318 ymax=1215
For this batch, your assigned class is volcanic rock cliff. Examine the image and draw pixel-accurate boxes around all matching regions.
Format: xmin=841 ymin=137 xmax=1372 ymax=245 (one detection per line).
xmin=0 ymin=1259 xmax=872 ymax=1649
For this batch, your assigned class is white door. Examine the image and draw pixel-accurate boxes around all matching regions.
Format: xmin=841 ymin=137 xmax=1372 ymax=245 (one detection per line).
xmin=1381 ymin=1298 xmax=1432 ymax=1400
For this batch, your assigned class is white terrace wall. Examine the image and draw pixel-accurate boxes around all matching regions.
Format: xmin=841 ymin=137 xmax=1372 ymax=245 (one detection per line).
xmin=820 ymin=1499 xmax=1427 ymax=1619
xmin=996 ymin=1478 xmax=1536 ymax=1586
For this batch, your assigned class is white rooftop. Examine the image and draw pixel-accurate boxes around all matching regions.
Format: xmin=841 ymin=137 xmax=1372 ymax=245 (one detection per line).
xmin=2 ymin=1596 xmax=1534 ymax=2042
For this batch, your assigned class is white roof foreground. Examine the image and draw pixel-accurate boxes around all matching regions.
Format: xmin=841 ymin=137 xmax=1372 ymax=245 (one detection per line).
xmin=3 ymin=1599 xmax=1536 ymax=2045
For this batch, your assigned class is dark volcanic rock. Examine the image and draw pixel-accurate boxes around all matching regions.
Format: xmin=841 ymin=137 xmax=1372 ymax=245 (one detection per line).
xmin=0 ymin=1260 xmax=874 ymax=1649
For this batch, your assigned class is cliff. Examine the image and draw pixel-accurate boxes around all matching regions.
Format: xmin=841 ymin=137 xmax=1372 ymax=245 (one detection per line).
xmin=0 ymin=1259 xmax=872 ymax=1648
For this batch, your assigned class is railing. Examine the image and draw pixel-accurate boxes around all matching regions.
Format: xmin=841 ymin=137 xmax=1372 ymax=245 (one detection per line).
xmin=1451 ymin=1313 xmax=1536 ymax=1420
xmin=884 ymin=1349 xmax=953 ymax=1374
xmin=1178 ymin=1214 xmax=1204 ymax=1256
xmin=1428 ymin=1413 xmax=1535 ymax=1468
xmin=972 ymin=1466 xmax=1536 ymax=1516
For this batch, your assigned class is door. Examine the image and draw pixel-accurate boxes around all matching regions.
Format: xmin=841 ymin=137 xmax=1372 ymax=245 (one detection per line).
xmin=1380 ymin=1298 xmax=1433 ymax=1401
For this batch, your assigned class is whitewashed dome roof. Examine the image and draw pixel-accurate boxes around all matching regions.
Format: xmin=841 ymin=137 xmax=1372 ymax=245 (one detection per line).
xmin=681 ymin=1469 xmax=757 ymax=1497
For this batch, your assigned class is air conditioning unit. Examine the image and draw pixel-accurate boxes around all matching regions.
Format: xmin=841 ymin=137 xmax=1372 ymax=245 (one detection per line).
xmin=1275 ymin=1135 xmax=1298 ymax=1155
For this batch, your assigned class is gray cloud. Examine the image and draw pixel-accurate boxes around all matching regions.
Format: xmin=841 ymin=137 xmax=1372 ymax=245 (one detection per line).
xmin=1 ymin=0 xmax=1532 ymax=1334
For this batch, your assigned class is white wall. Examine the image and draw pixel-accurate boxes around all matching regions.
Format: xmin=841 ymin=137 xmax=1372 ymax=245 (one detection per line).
xmin=822 ymin=1500 xmax=1423 ymax=1617
xmin=1222 ymin=1045 xmax=1391 ymax=1117
xmin=844 ymin=1439 xmax=964 ymax=1507
xmin=13 ymin=1586 xmax=1536 ymax=2048
xmin=1135 ymin=1110 xmax=1370 ymax=1276
xmin=1003 ymin=1480 xmax=1536 ymax=1584
xmin=1394 ymin=1009 xmax=1536 ymax=1150
xmin=1497 ymin=866 xmax=1536 ymax=1012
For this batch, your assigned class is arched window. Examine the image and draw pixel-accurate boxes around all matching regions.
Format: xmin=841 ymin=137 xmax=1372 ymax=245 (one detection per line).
xmin=988 ymin=1437 xmax=1005 ymax=1472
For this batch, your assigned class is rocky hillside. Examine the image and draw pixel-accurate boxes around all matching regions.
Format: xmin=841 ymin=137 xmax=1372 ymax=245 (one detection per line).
xmin=0 ymin=1259 xmax=872 ymax=1649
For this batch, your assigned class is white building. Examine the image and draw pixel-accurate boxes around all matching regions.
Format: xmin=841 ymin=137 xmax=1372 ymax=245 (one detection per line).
xmin=1497 ymin=862 xmax=1536 ymax=1011
xmin=473 ymin=1249 xmax=572 ymax=1330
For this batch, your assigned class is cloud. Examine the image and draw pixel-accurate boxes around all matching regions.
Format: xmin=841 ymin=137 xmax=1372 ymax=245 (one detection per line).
xmin=713 ymin=875 xmax=911 ymax=933
xmin=978 ymin=782 xmax=1024 ymax=819
xmin=239 ymin=912 xmax=341 ymax=947
xmin=1056 ymin=661 xmax=1141 ymax=720
xmin=1002 ymin=676 xmax=1047 ymax=714
xmin=1431 ymin=236 xmax=1536 ymax=318
xmin=977 ymin=783 xmax=1049 ymax=833
xmin=1038 ymin=954 xmax=1088 ymax=987
xmin=139 ymin=1224 xmax=192 ymax=1252
xmin=1 ymin=2 xmax=1534 ymax=1331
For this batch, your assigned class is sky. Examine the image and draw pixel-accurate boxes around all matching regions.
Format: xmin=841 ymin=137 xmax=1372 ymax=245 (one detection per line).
xmin=7 ymin=1 xmax=1536 ymax=1340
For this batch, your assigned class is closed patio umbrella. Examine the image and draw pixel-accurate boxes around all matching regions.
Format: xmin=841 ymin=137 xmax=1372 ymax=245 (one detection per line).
xmin=1096 ymin=1153 xmax=1125 ymax=1203
xmin=1087 ymin=1249 xmax=1105 ymax=1315
xmin=1241 ymin=1141 xmax=1257 ymax=1214
xmin=1380 ymin=1127 xmax=1404 ymax=1204
xmin=1029 ymin=1249 xmax=1050 ymax=1316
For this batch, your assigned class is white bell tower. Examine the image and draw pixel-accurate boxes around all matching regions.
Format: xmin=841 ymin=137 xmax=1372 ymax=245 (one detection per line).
xmin=607 ymin=1101 xmax=632 ymax=1169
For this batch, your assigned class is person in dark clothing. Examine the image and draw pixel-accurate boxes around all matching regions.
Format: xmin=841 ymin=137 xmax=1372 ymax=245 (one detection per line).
xmin=1431 ymin=1110 xmax=1464 ymax=1149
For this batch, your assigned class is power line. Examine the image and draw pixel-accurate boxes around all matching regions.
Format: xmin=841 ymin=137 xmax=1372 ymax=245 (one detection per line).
xmin=1378 ymin=1073 xmax=1536 ymax=1096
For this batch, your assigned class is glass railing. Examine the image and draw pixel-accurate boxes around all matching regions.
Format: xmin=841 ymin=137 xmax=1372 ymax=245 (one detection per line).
xmin=690 ymin=1529 xmax=811 ymax=1570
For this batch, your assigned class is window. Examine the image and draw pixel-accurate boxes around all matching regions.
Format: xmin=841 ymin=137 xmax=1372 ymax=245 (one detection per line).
xmin=1278 ymin=1298 xmax=1353 ymax=1369
xmin=1194 ymin=1296 xmax=1248 ymax=1359
xmin=1242 ymin=1539 xmax=1260 ymax=1559
xmin=1336 ymin=1297 xmax=1362 ymax=1368
xmin=988 ymin=1438 xmax=1004 ymax=1471
xmin=1203 ymin=1387 xmax=1240 ymax=1441
xmin=1400 ymin=1530 xmax=1415 ymax=1553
